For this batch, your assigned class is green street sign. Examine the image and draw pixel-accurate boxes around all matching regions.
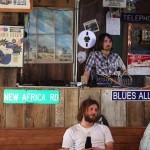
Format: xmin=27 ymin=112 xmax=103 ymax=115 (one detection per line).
xmin=4 ymin=89 xmax=60 ymax=104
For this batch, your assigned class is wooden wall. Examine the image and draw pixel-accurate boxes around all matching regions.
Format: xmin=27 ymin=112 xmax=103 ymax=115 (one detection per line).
xmin=77 ymin=0 xmax=107 ymax=80
xmin=0 ymin=87 xmax=149 ymax=128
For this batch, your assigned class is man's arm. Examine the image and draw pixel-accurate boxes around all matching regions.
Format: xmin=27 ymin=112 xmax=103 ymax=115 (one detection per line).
xmin=105 ymin=141 xmax=113 ymax=150
xmin=82 ymin=70 xmax=90 ymax=84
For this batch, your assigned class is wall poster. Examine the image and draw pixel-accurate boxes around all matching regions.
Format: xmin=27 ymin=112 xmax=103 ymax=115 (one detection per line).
xmin=127 ymin=23 xmax=150 ymax=75
xmin=0 ymin=25 xmax=24 ymax=67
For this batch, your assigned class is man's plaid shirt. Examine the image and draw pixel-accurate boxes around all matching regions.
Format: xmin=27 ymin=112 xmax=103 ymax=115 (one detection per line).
xmin=84 ymin=51 xmax=126 ymax=75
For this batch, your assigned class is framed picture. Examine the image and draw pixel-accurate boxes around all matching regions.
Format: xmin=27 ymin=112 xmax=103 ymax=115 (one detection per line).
xmin=0 ymin=25 xmax=24 ymax=67
xmin=24 ymin=8 xmax=73 ymax=64
xmin=0 ymin=0 xmax=33 ymax=12
xmin=83 ymin=19 xmax=99 ymax=33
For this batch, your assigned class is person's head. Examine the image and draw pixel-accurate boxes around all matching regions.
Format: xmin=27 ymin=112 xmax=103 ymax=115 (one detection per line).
xmin=97 ymin=33 xmax=113 ymax=51
xmin=77 ymin=98 xmax=100 ymax=123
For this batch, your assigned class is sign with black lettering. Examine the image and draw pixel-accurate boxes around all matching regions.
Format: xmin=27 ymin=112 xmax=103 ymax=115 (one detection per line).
xmin=121 ymin=13 xmax=150 ymax=23
xmin=112 ymin=90 xmax=150 ymax=101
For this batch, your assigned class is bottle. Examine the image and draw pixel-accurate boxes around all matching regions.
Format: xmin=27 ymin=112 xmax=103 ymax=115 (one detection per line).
xmin=85 ymin=132 xmax=92 ymax=149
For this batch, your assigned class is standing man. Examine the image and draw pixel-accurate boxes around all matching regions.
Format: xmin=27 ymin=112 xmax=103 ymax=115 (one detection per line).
xmin=83 ymin=33 xmax=126 ymax=83
xmin=62 ymin=98 xmax=113 ymax=150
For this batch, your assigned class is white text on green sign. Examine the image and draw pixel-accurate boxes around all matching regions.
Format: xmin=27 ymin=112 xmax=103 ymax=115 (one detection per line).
xmin=4 ymin=89 xmax=60 ymax=104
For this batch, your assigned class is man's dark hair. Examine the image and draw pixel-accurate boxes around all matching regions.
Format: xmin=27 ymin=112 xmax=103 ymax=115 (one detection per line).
xmin=96 ymin=33 xmax=113 ymax=51
xmin=77 ymin=98 xmax=99 ymax=122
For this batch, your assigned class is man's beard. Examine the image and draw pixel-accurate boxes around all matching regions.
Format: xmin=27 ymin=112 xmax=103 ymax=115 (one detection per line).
xmin=84 ymin=114 xmax=99 ymax=123
xmin=104 ymin=46 xmax=111 ymax=51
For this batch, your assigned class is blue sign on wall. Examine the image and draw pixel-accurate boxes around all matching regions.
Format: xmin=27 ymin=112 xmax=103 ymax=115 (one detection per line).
xmin=112 ymin=90 xmax=150 ymax=101
xmin=121 ymin=13 xmax=150 ymax=23
xmin=4 ymin=89 xmax=60 ymax=104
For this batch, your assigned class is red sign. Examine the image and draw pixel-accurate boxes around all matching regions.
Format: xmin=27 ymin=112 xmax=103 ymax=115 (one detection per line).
xmin=128 ymin=54 xmax=150 ymax=75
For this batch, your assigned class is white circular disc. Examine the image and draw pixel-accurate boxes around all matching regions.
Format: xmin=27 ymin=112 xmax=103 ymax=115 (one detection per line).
xmin=77 ymin=51 xmax=87 ymax=64
xmin=77 ymin=30 xmax=96 ymax=49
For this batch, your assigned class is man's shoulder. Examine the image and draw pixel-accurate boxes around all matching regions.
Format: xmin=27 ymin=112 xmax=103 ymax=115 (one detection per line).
xmin=110 ymin=52 xmax=120 ymax=57
xmin=66 ymin=124 xmax=80 ymax=131
xmin=94 ymin=123 xmax=110 ymax=130
xmin=89 ymin=50 xmax=100 ymax=54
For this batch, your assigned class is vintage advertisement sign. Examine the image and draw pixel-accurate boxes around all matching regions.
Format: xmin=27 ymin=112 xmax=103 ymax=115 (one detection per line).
xmin=128 ymin=54 xmax=150 ymax=75
xmin=103 ymin=0 xmax=126 ymax=8
xmin=0 ymin=25 xmax=24 ymax=67
xmin=4 ymin=89 xmax=60 ymax=104
xmin=0 ymin=0 xmax=30 ymax=9
xmin=112 ymin=90 xmax=150 ymax=101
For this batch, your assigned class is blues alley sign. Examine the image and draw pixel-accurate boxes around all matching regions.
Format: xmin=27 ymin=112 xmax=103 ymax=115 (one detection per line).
xmin=112 ymin=90 xmax=150 ymax=101
xmin=121 ymin=13 xmax=150 ymax=23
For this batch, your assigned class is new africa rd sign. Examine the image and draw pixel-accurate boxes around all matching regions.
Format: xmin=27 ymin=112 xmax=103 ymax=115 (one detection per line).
xmin=4 ymin=89 xmax=60 ymax=104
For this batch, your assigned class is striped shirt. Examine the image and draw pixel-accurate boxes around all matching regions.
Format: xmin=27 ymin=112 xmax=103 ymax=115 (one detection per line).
xmin=84 ymin=51 xmax=126 ymax=75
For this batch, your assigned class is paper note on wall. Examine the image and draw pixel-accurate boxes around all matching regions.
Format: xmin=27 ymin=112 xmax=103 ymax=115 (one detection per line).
xmin=106 ymin=18 xmax=120 ymax=35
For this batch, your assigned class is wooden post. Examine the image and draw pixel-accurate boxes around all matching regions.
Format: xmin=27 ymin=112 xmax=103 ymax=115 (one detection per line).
xmin=0 ymin=12 xmax=22 ymax=128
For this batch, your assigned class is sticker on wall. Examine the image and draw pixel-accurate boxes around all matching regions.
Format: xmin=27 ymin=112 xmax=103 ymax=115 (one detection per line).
xmin=77 ymin=30 xmax=96 ymax=49
xmin=77 ymin=51 xmax=87 ymax=64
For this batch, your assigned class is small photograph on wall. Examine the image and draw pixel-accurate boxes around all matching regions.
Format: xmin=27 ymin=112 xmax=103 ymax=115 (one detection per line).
xmin=103 ymin=0 xmax=126 ymax=8
xmin=83 ymin=19 xmax=99 ymax=33
xmin=0 ymin=25 xmax=24 ymax=67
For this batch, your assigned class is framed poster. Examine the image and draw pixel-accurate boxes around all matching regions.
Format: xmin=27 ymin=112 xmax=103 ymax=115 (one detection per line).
xmin=0 ymin=25 xmax=24 ymax=67
xmin=127 ymin=23 xmax=150 ymax=75
xmin=0 ymin=0 xmax=33 ymax=12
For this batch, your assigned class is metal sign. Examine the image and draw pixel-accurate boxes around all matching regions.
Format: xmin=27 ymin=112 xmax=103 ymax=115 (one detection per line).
xmin=121 ymin=13 xmax=150 ymax=23
xmin=4 ymin=89 xmax=60 ymax=104
xmin=112 ymin=90 xmax=150 ymax=101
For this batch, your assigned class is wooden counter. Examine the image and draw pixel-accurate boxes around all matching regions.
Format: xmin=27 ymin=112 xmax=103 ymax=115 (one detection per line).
xmin=0 ymin=86 xmax=150 ymax=128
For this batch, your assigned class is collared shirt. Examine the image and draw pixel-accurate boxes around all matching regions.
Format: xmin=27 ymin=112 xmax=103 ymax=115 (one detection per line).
xmin=84 ymin=51 xmax=126 ymax=75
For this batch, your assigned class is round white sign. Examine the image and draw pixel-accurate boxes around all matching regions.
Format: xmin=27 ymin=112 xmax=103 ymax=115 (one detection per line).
xmin=77 ymin=30 xmax=96 ymax=49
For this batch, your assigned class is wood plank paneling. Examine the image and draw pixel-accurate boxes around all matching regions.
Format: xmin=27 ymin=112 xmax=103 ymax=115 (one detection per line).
xmin=24 ymin=104 xmax=50 ymax=128
xmin=101 ymin=89 xmax=126 ymax=127
xmin=0 ymin=127 xmax=145 ymax=150
xmin=22 ymin=64 xmax=73 ymax=86
xmin=33 ymin=0 xmax=75 ymax=8
xmin=55 ymin=89 xmax=65 ymax=127
xmin=0 ymin=88 xmax=5 ymax=127
xmin=0 ymin=87 xmax=150 ymax=127
xmin=144 ymin=102 xmax=150 ymax=125
xmin=77 ymin=0 xmax=107 ymax=80
xmin=127 ymin=102 xmax=145 ymax=126
xmin=6 ymin=104 xmax=24 ymax=128
xmin=64 ymin=88 xmax=79 ymax=127
xmin=79 ymin=88 xmax=101 ymax=107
